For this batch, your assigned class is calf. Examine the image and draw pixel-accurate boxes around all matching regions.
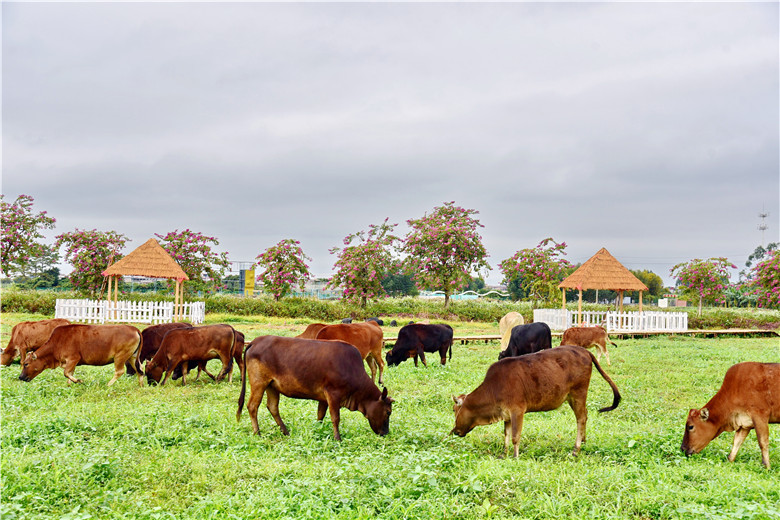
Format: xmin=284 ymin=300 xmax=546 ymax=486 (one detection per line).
xmin=498 ymin=312 xmax=524 ymax=348
xmin=237 ymin=335 xmax=394 ymax=440
xmin=385 ymin=323 xmax=453 ymax=367
xmin=561 ymin=326 xmax=617 ymax=365
xmin=681 ymin=362 xmax=780 ymax=468
xmin=1 ymin=318 xmax=70 ymax=366
xmin=498 ymin=322 xmax=552 ymax=360
xmin=452 ymin=345 xmax=621 ymax=458
xmin=316 ymin=321 xmax=385 ymax=384
xmin=174 ymin=328 xmax=246 ymax=383
xmin=125 ymin=321 xmax=192 ymax=376
xmin=19 ymin=324 xmax=142 ymax=386
xmin=145 ymin=324 xmax=236 ymax=385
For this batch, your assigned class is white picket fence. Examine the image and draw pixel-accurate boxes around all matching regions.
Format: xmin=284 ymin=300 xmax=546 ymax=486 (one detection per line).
xmin=55 ymin=299 xmax=205 ymax=325
xmin=533 ymin=309 xmax=688 ymax=333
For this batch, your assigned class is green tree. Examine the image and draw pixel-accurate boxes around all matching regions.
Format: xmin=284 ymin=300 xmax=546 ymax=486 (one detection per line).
xmin=670 ymin=257 xmax=736 ymax=316
xmin=402 ymin=202 xmax=490 ymax=308
xmin=632 ymin=270 xmax=664 ymax=298
xmin=156 ymin=229 xmax=231 ymax=296
xmin=1 ymin=194 xmax=57 ymax=277
xmin=328 ymin=219 xmax=399 ymax=308
xmin=499 ymin=238 xmax=571 ymax=308
xmin=381 ymin=271 xmax=419 ymax=297
xmin=256 ymin=239 xmax=312 ymax=301
xmin=55 ymin=229 xmax=128 ymax=296
xmin=749 ymin=250 xmax=780 ymax=309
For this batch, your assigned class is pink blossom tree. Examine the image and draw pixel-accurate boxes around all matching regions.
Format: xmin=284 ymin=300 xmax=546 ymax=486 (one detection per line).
xmin=498 ymin=238 xmax=571 ymax=308
xmin=670 ymin=257 xmax=736 ymax=316
xmin=156 ymin=229 xmax=231 ymax=295
xmin=749 ymin=250 xmax=780 ymax=309
xmin=327 ymin=219 xmax=399 ymax=308
xmin=55 ymin=229 xmax=128 ymax=296
xmin=1 ymin=194 xmax=57 ymax=277
xmin=402 ymin=202 xmax=490 ymax=308
xmin=256 ymin=239 xmax=312 ymax=301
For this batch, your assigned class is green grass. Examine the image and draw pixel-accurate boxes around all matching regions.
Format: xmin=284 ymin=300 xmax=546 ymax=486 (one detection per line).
xmin=1 ymin=313 xmax=778 ymax=519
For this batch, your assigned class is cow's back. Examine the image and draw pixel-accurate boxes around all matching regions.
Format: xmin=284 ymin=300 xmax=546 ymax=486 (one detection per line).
xmin=485 ymin=346 xmax=594 ymax=412
xmin=42 ymin=324 xmax=141 ymax=365
xmin=315 ymin=322 xmax=382 ymax=356
xmin=140 ymin=322 xmax=192 ymax=361
xmin=297 ymin=323 xmax=328 ymax=339
xmin=716 ymin=362 xmax=780 ymax=420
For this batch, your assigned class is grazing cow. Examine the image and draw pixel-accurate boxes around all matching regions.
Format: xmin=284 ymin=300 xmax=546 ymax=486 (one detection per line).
xmin=297 ymin=323 xmax=328 ymax=339
xmin=561 ymin=326 xmax=617 ymax=366
xmin=18 ymin=324 xmax=143 ymax=386
xmin=341 ymin=318 xmax=353 ymax=324
xmin=389 ymin=320 xmax=398 ymax=327
xmin=237 ymin=335 xmax=394 ymax=440
xmin=1 ymin=318 xmax=71 ymax=366
xmin=385 ymin=324 xmax=454 ymax=367
xmin=681 ymin=362 xmax=780 ymax=468
xmin=316 ymin=321 xmax=385 ymax=384
xmin=366 ymin=317 xmax=384 ymax=326
xmin=498 ymin=312 xmax=524 ymax=348
xmin=498 ymin=322 xmax=552 ymax=360
xmin=174 ymin=328 xmax=246 ymax=383
xmin=145 ymin=324 xmax=236 ymax=385
xmin=452 ymin=345 xmax=621 ymax=458
xmin=125 ymin=322 xmax=192 ymax=376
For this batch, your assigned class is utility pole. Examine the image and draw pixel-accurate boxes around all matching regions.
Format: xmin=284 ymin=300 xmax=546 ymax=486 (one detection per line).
xmin=758 ymin=207 xmax=769 ymax=247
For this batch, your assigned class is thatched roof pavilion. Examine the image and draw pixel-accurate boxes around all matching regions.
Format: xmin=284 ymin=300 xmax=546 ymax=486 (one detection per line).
xmin=559 ymin=247 xmax=648 ymax=321
xmin=102 ymin=238 xmax=189 ymax=319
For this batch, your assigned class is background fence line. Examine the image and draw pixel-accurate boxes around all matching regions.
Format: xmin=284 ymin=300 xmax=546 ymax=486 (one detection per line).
xmin=55 ymin=299 xmax=205 ymax=325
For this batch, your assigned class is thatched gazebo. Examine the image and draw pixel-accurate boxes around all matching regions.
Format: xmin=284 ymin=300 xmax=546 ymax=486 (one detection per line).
xmin=102 ymin=238 xmax=189 ymax=319
xmin=559 ymin=247 xmax=648 ymax=324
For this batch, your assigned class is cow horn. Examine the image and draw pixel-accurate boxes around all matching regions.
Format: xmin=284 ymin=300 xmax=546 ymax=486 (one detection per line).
xmin=700 ymin=408 xmax=709 ymax=421
xmin=31 ymin=353 xmax=37 ymax=361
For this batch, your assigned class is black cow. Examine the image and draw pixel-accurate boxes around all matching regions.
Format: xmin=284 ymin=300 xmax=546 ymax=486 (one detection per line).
xmin=341 ymin=318 xmax=353 ymax=324
xmin=366 ymin=317 xmax=384 ymax=326
xmin=498 ymin=322 xmax=552 ymax=360
xmin=385 ymin=324 xmax=454 ymax=367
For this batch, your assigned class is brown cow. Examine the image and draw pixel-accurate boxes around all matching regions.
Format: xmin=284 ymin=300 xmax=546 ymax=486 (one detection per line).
xmin=315 ymin=321 xmax=385 ymax=384
xmin=174 ymin=328 xmax=245 ymax=383
xmin=18 ymin=324 xmax=142 ymax=386
xmin=297 ymin=323 xmax=328 ymax=339
xmin=561 ymin=326 xmax=617 ymax=366
xmin=498 ymin=312 xmax=524 ymax=348
xmin=124 ymin=322 xmax=193 ymax=376
xmin=237 ymin=335 xmax=394 ymax=440
xmin=681 ymin=362 xmax=780 ymax=468
xmin=451 ymin=345 xmax=621 ymax=458
xmin=1 ymin=318 xmax=70 ymax=366
xmin=145 ymin=324 xmax=236 ymax=385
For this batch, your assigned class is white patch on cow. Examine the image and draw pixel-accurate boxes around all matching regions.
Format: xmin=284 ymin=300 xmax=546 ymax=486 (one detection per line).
xmin=731 ymin=412 xmax=754 ymax=429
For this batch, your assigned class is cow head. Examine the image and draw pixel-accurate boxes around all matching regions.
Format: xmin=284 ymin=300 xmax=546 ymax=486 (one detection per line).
xmin=18 ymin=352 xmax=46 ymax=382
xmin=385 ymin=347 xmax=406 ymax=367
xmin=0 ymin=347 xmax=17 ymax=366
xmin=145 ymin=359 xmax=164 ymax=385
xmin=681 ymin=407 xmax=719 ymax=457
xmin=450 ymin=394 xmax=474 ymax=437
xmin=363 ymin=387 xmax=394 ymax=436
xmin=497 ymin=349 xmax=509 ymax=361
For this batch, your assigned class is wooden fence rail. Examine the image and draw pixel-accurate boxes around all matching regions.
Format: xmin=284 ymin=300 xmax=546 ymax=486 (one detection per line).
xmin=533 ymin=309 xmax=688 ymax=333
xmin=55 ymin=299 xmax=205 ymax=325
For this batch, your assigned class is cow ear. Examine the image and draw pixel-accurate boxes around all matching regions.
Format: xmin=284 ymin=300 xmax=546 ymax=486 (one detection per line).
xmin=31 ymin=353 xmax=37 ymax=361
xmin=700 ymin=408 xmax=709 ymax=421
xmin=381 ymin=387 xmax=388 ymax=400
xmin=452 ymin=395 xmax=465 ymax=406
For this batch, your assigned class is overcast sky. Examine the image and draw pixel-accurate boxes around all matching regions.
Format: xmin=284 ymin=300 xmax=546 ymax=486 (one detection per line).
xmin=3 ymin=2 xmax=778 ymax=287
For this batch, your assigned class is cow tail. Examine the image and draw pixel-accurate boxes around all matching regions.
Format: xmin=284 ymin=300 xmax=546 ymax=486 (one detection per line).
xmin=236 ymin=341 xmax=248 ymax=423
xmin=588 ymin=350 xmax=621 ymax=412
xmin=448 ymin=338 xmax=453 ymax=361
xmin=134 ymin=332 xmax=144 ymax=375
xmin=223 ymin=329 xmax=235 ymax=380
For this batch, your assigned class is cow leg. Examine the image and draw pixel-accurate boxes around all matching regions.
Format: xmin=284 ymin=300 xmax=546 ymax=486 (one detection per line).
xmin=317 ymin=401 xmax=328 ymax=421
xmin=418 ymin=348 xmax=428 ymax=368
xmin=728 ymin=427 xmax=751 ymax=463
xmin=754 ymin=421 xmax=771 ymax=468
xmin=597 ymin=341 xmax=611 ymax=366
xmin=439 ymin=347 xmax=447 ymax=366
xmin=107 ymin=358 xmax=126 ymax=386
xmin=325 ymin=393 xmax=342 ymax=441
xmin=265 ymin=386 xmax=290 ymax=436
xmin=503 ymin=420 xmax=512 ymax=458
xmin=246 ymin=379 xmax=268 ymax=435
xmin=62 ymin=359 xmax=82 ymax=384
xmin=201 ymin=363 xmax=217 ymax=381
xmin=216 ymin=353 xmax=230 ymax=382
xmin=510 ymin=412 xmax=524 ymax=458
xmin=569 ymin=394 xmax=589 ymax=456
xmin=365 ymin=356 xmax=378 ymax=382
xmin=375 ymin=354 xmax=385 ymax=385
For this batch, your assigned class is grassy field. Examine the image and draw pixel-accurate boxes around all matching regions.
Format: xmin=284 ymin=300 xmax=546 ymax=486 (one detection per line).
xmin=1 ymin=313 xmax=778 ymax=519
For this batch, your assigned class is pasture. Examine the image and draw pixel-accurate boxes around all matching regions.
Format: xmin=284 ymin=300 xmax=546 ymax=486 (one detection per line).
xmin=1 ymin=313 xmax=778 ymax=519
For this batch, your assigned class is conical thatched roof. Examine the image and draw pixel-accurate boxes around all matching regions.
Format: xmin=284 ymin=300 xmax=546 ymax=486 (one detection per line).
xmin=559 ymin=247 xmax=647 ymax=292
xmin=102 ymin=238 xmax=189 ymax=281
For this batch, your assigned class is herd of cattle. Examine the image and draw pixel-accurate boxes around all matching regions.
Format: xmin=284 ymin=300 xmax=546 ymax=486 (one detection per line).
xmin=2 ymin=315 xmax=778 ymax=468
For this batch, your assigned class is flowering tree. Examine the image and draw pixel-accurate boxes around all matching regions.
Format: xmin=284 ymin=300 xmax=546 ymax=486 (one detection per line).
xmin=156 ymin=230 xmax=231 ymax=295
xmin=402 ymin=202 xmax=490 ymax=308
xmin=670 ymin=257 xmax=736 ymax=316
xmin=749 ymin=250 xmax=780 ymax=309
xmin=255 ymin=239 xmax=312 ymax=301
xmin=328 ymin=219 xmax=399 ymax=308
xmin=55 ymin=229 xmax=128 ymax=296
xmin=1 ymin=194 xmax=57 ymax=277
xmin=498 ymin=238 xmax=571 ymax=307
